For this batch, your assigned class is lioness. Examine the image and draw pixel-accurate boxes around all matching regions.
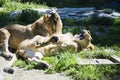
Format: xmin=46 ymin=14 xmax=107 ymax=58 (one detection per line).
xmin=3 ymin=30 xmax=94 ymax=74
xmin=0 ymin=10 xmax=62 ymax=58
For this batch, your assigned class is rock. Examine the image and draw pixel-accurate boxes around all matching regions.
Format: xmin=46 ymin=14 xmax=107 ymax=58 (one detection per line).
xmin=9 ymin=10 xmax=22 ymax=19
xmin=97 ymin=13 xmax=112 ymax=17
xmin=3 ymin=67 xmax=14 ymax=74
xmin=77 ymin=58 xmax=114 ymax=65
xmin=97 ymin=12 xmax=119 ymax=18
xmin=34 ymin=8 xmax=57 ymax=14
xmin=68 ymin=13 xmax=77 ymax=16
xmin=112 ymin=12 xmax=120 ymax=17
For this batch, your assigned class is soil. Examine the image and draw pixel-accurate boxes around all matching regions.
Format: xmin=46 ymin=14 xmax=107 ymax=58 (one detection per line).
xmin=0 ymin=57 xmax=72 ymax=80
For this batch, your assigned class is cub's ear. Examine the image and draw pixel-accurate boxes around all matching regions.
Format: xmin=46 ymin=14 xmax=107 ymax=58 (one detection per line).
xmin=87 ymin=30 xmax=90 ymax=34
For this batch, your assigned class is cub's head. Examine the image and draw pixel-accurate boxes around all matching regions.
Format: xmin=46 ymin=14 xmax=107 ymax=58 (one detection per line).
xmin=43 ymin=10 xmax=62 ymax=35
xmin=32 ymin=10 xmax=62 ymax=36
xmin=75 ymin=30 xmax=92 ymax=41
xmin=81 ymin=30 xmax=92 ymax=41
xmin=74 ymin=30 xmax=93 ymax=51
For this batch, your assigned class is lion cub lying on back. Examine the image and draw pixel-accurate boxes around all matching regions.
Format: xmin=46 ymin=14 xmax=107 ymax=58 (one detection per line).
xmin=3 ymin=30 xmax=94 ymax=73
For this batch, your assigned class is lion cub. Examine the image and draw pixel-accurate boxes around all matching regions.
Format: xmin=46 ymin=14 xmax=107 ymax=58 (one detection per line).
xmin=18 ymin=30 xmax=94 ymax=65
xmin=0 ymin=10 xmax=63 ymax=58
xmin=74 ymin=30 xmax=94 ymax=51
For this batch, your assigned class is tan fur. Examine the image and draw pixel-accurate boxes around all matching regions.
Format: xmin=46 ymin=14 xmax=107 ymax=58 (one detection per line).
xmin=0 ymin=11 xmax=62 ymax=58
xmin=74 ymin=30 xmax=94 ymax=51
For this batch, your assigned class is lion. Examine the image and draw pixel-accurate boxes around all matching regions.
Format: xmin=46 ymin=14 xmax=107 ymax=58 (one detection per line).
xmin=3 ymin=30 xmax=94 ymax=74
xmin=0 ymin=10 xmax=63 ymax=58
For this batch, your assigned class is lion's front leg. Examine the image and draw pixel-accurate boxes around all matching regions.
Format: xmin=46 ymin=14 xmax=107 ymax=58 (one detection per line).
xmin=28 ymin=57 xmax=50 ymax=69
xmin=3 ymin=54 xmax=17 ymax=74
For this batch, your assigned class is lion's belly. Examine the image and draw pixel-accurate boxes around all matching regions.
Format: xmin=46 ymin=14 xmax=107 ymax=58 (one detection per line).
xmin=9 ymin=37 xmax=23 ymax=49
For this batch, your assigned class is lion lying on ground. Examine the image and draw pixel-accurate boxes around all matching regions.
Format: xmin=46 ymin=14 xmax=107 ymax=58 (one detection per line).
xmin=0 ymin=10 xmax=62 ymax=58
xmin=3 ymin=30 xmax=94 ymax=74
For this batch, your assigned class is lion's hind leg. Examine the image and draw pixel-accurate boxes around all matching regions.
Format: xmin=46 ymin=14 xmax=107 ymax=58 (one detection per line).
xmin=18 ymin=49 xmax=50 ymax=69
xmin=0 ymin=29 xmax=14 ymax=59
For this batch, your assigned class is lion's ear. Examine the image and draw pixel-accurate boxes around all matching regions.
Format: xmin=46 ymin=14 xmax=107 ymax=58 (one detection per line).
xmin=87 ymin=30 xmax=90 ymax=34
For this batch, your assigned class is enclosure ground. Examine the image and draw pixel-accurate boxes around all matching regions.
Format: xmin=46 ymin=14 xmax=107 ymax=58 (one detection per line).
xmin=0 ymin=57 xmax=72 ymax=80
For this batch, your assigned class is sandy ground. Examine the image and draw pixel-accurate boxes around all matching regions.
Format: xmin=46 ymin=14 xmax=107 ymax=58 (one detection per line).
xmin=0 ymin=57 xmax=72 ymax=80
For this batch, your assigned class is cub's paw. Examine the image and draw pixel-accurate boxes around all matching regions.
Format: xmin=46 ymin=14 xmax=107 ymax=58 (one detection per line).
xmin=50 ymin=36 xmax=58 ymax=43
xmin=35 ymin=62 xmax=50 ymax=70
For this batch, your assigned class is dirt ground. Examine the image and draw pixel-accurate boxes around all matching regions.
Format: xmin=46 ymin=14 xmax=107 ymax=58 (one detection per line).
xmin=0 ymin=57 xmax=72 ymax=80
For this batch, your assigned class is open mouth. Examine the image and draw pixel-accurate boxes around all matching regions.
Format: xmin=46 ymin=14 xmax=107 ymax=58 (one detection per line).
xmin=79 ymin=33 xmax=84 ymax=40
xmin=78 ymin=30 xmax=86 ymax=40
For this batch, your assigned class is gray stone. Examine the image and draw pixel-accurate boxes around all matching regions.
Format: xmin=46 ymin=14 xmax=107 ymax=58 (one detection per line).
xmin=68 ymin=13 xmax=77 ymax=16
xmin=112 ymin=12 xmax=120 ymax=17
xmin=77 ymin=58 xmax=114 ymax=65
xmin=111 ymin=55 xmax=120 ymax=63
xmin=96 ymin=59 xmax=113 ymax=64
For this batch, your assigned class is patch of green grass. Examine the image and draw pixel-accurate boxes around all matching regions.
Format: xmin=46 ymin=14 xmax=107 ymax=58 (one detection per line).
xmin=0 ymin=0 xmax=11 ymax=7
xmin=66 ymin=64 xmax=119 ymax=80
xmin=0 ymin=9 xmax=43 ymax=27
xmin=44 ymin=51 xmax=78 ymax=72
xmin=13 ymin=59 xmax=27 ymax=68
xmin=13 ymin=59 xmax=45 ymax=70
xmin=62 ymin=18 xmax=80 ymax=26
xmin=114 ymin=18 xmax=120 ymax=26
xmin=63 ymin=27 xmax=82 ymax=35
xmin=62 ymin=17 xmax=116 ymax=26
xmin=44 ymin=47 xmax=119 ymax=80
xmin=13 ymin=46 xmax=120 ymax=80
xmin=3 ymin=1 xmax=48 ymax=12
xmin=13 ymin=9 xmax=43 ymax=24
xmin=0 ymin=11 xmax=10 ymax=27
xmin=0 ymin=0 xmax=48 ymax=27
xmin=103 ymin=8 xmax=113 ymax=14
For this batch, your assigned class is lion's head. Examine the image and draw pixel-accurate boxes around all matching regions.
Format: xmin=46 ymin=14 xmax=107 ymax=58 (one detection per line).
xmin=31 ymin=10 xmax=63 ymax=36
xmin=74 ymin=30 xmax=93 ymax=51
xmin=74 ymin=30 xmax=92 ymax=41
xmin=80 ymin=30 xmax=92 ymax=41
